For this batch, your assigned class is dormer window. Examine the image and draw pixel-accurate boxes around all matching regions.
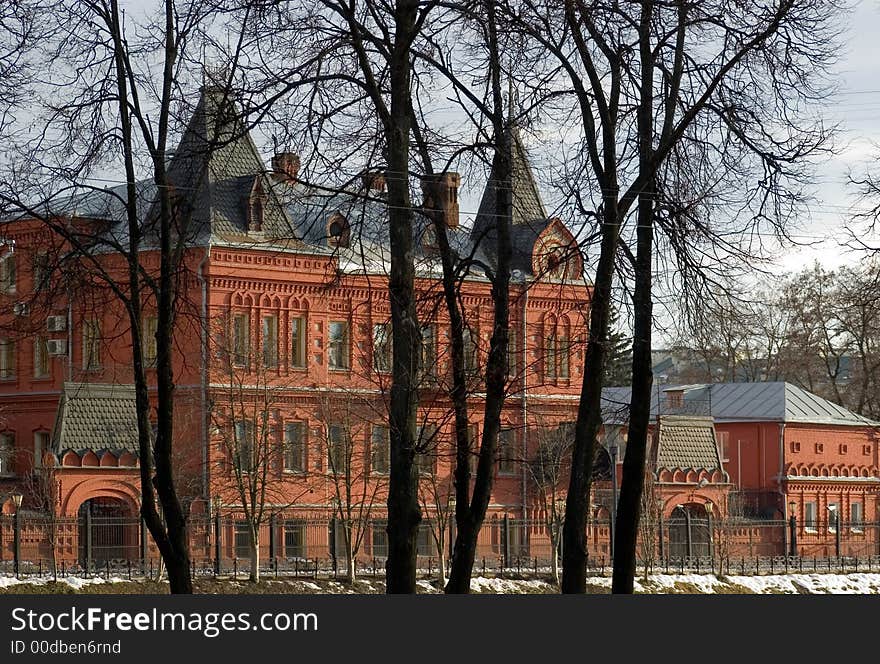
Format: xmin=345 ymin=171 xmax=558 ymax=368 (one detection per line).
xmin=248 ymin=177 xmax=266 ymax=233
xmin=327 ymin=213 xmax=350 ymax=248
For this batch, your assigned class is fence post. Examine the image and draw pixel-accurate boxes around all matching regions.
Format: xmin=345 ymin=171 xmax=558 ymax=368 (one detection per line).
xmin=503 ymin=515 xmax=511 ymax=571
xmin=13 ymin=509 xmax=21 ymax=578
xmin=214 ymin=513 xmax=222 ymax=576
xmin=658 ymin=510 xmax=664 ymax=561
xmin=269 ymin=514 xmax=276 ymax=563
xmin=85 ymin=505 xmax=93 ymax=575
xmin=140 ymin=515 xmax=148 ymax=576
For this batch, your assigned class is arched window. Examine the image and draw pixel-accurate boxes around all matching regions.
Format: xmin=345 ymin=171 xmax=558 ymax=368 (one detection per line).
xmin=327 ymin=214 xmax=350 ymax=248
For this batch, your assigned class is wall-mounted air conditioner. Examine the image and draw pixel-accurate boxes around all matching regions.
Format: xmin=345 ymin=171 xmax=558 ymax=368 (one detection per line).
xmin=46 ymin=315 xmax=66 ymax=332
xmin=12 ymin=302 xmax=28 ymax=316
xmin=46 ymin=339 xmax=67 ymax=356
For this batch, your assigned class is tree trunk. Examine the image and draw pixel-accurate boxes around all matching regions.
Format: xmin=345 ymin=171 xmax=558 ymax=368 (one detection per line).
xmin=385 ymin=0 xmax=422 ymax=595
xmin=250 ymin=531 xmax=260 ymax=583
xmin=612 ymin=0 xmax=655 ymax=595
xmin=561 ymin=197 xmax=619 ymax=593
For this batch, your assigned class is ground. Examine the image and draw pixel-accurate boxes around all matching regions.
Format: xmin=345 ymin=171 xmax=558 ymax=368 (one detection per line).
xmin=3 ymin=573 xmax=880 ymax=594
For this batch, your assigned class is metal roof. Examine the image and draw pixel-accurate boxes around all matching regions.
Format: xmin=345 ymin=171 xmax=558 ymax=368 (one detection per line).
xmin=601 ymin=382 xmax=877 ymax=427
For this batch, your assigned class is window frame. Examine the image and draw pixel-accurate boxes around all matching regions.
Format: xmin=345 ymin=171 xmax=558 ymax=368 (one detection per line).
xmin=328 ymin=320 xmax=350 ymax=371
xmin=372 ymin=322 xmax=392 ymax=374
xmin=82 ymin=319 xmax=101 ymax=371
xmin=33 ymin=336 xmax=50 ymax=379
xmin=0 ymin=432 xmax=15 ymax=476
xmin=283 ymin=421 xmax=307 ymax=473
xmin=232 ymin=313 xmax=250 ymax=367
xmin=804 ymin=501 xmax=817 ymax=532
xmin=262 ymin=314 xmax=279 ymax=368
xmin=0 ymin=339 xmax=15 ymax=380
xmin=851 ymin=501 xmax=863 ymax=533
xmin=290 ymin=315 xmax=307 ymax=369
xmin=371 ymin=425 xmax=390 ymax=475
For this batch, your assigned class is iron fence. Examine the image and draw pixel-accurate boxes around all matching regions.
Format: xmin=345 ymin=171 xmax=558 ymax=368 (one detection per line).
xmin=1 ymin=514 xmax=878 ymax=581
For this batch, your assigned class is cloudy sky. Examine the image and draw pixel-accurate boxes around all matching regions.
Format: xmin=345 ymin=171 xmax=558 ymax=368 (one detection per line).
xmin=772 ymin=0 xmax=880 ymax=272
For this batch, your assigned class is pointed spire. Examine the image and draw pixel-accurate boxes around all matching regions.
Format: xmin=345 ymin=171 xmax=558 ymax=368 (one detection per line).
xmin=472 ymin=122 xmax=548 ymax=240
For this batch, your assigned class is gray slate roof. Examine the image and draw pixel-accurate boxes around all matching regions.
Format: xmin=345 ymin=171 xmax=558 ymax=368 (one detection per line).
xmin=655 ymin=415 xmax=723 ymax=472
xmin=52 ymin=383 xmax=140 ymax=455
xmin=471 ymin=126 xmax=552 ymax=275
xmin=601 ymin=382 xmax=877 ymax=427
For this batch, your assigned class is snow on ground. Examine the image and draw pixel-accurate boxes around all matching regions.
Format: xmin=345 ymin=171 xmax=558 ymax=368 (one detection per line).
xmin=4 ymin=572 xmax=880 ymax=593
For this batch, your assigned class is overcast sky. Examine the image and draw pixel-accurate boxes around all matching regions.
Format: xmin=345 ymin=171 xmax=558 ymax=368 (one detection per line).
xmin=767 ymin=0 xmax=880 ymax=272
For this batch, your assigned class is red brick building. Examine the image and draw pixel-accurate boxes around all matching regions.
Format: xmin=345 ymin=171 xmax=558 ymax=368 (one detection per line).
xmin=0 ymin=85 xmax=591 ymax=564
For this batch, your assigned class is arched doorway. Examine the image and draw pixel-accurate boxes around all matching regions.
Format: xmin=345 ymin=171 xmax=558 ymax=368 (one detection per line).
xmin=668 ymin=503 xmax=710 ymax=559
xmin=77 ymin=497 xmax=136 ymax=568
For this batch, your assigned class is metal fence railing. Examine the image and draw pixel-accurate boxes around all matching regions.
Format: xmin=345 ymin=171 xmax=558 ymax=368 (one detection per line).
xmin=1 ymin=514 xmax=878 ymax=580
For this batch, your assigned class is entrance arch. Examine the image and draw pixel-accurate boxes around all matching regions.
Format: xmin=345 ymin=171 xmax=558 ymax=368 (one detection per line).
xmin=77 ymin=497 xmax=137 ymax=568
xmin=668 ymin=503 xmax=710 ymax=559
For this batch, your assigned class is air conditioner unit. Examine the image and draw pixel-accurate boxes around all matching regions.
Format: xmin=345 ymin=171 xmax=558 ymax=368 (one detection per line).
xmin=46 ymin=315 xmax=66 ymax=332
xmin=12 ymin=302 xmax=28 ymax=316
xmin=46 ymin=339 xmax=67 ymax=356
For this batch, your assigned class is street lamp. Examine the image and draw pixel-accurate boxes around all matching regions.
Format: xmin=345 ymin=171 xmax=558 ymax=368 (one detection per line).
xmin=213 ymin=495 xmax=222 ymax=575
xmin=827 ymin=504 xmax=841 ymax=560
xmin=12 ymin=492 xmax=23 ymax=577
xmin=788 ymin=501 xmax=797 ymax=557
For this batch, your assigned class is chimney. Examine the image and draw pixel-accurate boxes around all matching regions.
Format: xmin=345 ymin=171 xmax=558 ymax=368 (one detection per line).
xmin=360 ymin=169 xmax=386 ymax=192
xmin=271 ymin=152 xmax=300 ymax=184
xmin=420 ymin=172 xmax=460 ymax=228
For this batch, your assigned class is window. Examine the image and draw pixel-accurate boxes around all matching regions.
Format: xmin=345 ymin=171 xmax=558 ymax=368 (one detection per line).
xmin=827 ymin=502 xmax=839 ymax=532
xmin=234 ymin=522 xmax=251 ymax=559
xmin=371 ymin=425 xmax=390 ymax=474
xmin=790 ymin=441 xmax=801 ymax=453
xmin=815 ymin=443 xmax=824 ymax=454
xmin=232 ymin=314 xmax=249 ymax=366
xmin=839 ymin=444 xmax=848 ymax=455
xmin=545 ymin=333 xmax=557 ymax=379
xmin=234 ymin=420 xmax=256 ymax=473
xmin=851 ymin=502 xmax=863 ymax=532
xmin=415 ymin=425 xmax=436 ymax=477
xmin=371 ymin=520 xmax=388 ymax=558
xmin=373 ymin=323 xmax=391 ymax=373
xmin=0 ymin=433 xmax=13 ymax=476
xmin=417 ymin=523 xmax=433 ymax=556
xmin=0 ymin=339 xmax=15 ymax=379
xmin=82 ymin=319 xmax=101 ymax=370
xmin=498 ymin=429 xmax=516 ymax=475
xmin=506 ymin=327 xmax=517 ymax=377
xmin=284 ymin=520 xmax=307 ymax=558
xmin=716 ymin=431 xmax=730 ymax=462
xmin=0 ymin=253 xmax=16 ymax=292
xmin=33 ymin=337 xmax=49 ymax=378
xmin=463 ymin=327 xmax=478 ymax=375
xmin=283 ymin=422 xmax=306 ymax=472
xmin=327 ymin=214 xmax=350 ymax=248
xmin=804 ymin=502 xmax=817 ymax=530
xmin=328 ymin=321 xmax=349 ymax=370
xmin=558 ymin=334 xmax=570 ymax=379
xmin=33 ymin=431 xmax=48 ymax=470
xmin=290 ymin=316 xmax=306 ymax=368
xmin=421 ymin=325 xmax=436 ymax=380
xmin=262 ymin=315 xmax=279 ymax=368
xmin=33 ymin=252 xmax=49 ymax=291
xmin=143 ymin=316 xmax=158 ymax=368
xmin=327 ymin=424 xmax=348 ymax=474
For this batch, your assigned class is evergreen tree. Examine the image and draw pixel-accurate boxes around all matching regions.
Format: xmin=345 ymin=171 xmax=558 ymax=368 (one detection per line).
xmin=605 ymin=306 xmax=633 ymax=386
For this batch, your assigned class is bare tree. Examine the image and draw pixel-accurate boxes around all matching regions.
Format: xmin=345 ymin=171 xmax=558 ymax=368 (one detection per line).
xmin=318 ymin=394 xmax=385 ymax=584
xmin=527 ymin=421 xmax=572 ymax=585
xmin=0 ymin=0 xmax=263 ymax=593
